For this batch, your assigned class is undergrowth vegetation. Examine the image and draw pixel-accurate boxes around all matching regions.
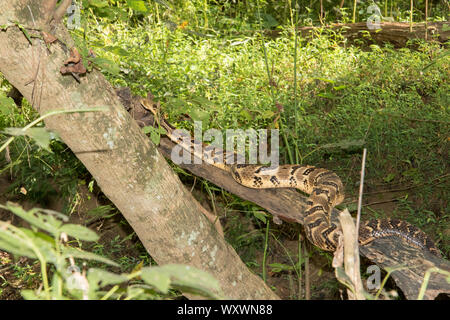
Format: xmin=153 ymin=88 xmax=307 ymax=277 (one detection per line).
xmin=0 ymin=0 xmax=449 ymax=299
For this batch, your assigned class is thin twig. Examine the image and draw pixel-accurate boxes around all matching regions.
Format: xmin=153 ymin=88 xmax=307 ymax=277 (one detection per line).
xmin=362 ymin=197 xmax=403 ymax=207
xmin=385 ymin=113 xmax=450 ymax=124
xmin=344 ymin=174 xmax=449 ymax=203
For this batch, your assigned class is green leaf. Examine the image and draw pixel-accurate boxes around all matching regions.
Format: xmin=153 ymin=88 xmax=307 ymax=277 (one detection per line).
xmin=269 ymin=263 xmax=292 ymax=273
xmin=141 ymin=267 xmax=171 ymax=293
xmin=188 ymin=108 xmax=210 ymax=123
xmin=142 ymin=126 xmax=166 ymax=144
xmin=252 ymin=211 xmax=267 ymax=224
xmin=141 ymin=265 xmax=222 ymax=298
xmin=21 ymin=229 xmax=57 ymax=263
xmin=260 ymin=110 xmax=274 ymax=119
xmin=383 ymin=173 xmax=395 ymax=183
xmin=21 ymin=290 xmax=44 ymax=300
xmin=0 ymin=203 xmax=64 ymax=236
xmin=156 ymin=127 xmax=167 ymax=134
xmin=142 ymin=126 xmax=153 ymax=134
xmin=87 ymin=268 xmax=128 ymax=293
xmin=90 ymin=57 xmax=120 ymax=75
xmin=60 ymin=224 xmax=99 ymax=242
xmin=0 ymin=95 xmax=16 ymax=116
xmin=103 ymin=46 xmax=129 ymax=57
xmin=62 ymin=247 xmax=119 ymax=267
xmin=87 ymin=205 xmax=116 ymax=219
xmin=161 ymin=264 xmax=222 ymax=298
xmin=150 ymin=131 xmax=160 ymax=145
xmin=0 ymin=224 xmax=37 ymax=259
xmin=15 ymin=22 xmax=32 ymax=44
xmin=88 ymin=0 xmax=108 ymax=8
xmin=3 ymin=127 xmax=56 ymax=152
xmin=239 ymin=109 xmax=253 ymax=121
xmin=333 ymin=85 xmax=347 ymax=91
xmin=126 ymin=0 xmax=148 ymax=13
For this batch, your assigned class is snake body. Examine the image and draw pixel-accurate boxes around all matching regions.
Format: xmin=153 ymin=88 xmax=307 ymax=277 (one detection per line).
xmin=141 ymin=98 xmax=441 ymax=257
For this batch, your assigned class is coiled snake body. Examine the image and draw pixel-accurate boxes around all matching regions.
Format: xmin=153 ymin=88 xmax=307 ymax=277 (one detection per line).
xmin=141 ymin=99 xmax=441 ymax=257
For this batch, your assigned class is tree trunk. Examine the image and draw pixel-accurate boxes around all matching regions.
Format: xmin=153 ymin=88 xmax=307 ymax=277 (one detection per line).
xmin=0 ymin=0 xmax=279 ymax=300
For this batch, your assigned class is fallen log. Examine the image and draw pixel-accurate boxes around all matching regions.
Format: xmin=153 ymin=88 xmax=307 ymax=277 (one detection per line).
xmin=269 ymin=22 xmax=450 ymax=47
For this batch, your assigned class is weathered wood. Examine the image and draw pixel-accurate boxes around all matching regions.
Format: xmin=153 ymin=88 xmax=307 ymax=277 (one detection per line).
xmin=0 ymin=0 xmax=279 ymax=300
xmin=360 ymin=239 xmax=450 ymax=300
xmin=269 ymin=22 xmax=450 ymax=47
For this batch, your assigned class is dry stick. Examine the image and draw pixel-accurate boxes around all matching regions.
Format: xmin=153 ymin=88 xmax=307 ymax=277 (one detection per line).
xmin=336 ymin=148 xmax=367 ymax=300
xmin=362 ymin=174 xmax=449 ymax=195
xmin=345 ymin=174 xmax=449 ymax=203
xmin=385 ymin=113 xmax=450 ymax=124
xmin=425 ymin=0 xmax=428 ymax=41
xmin=355 ymin=148 xmax=367 ymax=241
xmin=338 ymin=210 xmax=365 ymax=299
xmin=319 ymin=0 xmax=324 ymax=24
xmin=361 ymin=197 xmax=403 ymax=207
xmin=410 ymin=0 xmax=414 ymax=33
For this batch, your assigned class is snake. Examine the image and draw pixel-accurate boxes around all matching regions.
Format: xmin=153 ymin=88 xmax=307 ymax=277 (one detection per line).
xmin=140 ymin=98 xmax=441 ymax=257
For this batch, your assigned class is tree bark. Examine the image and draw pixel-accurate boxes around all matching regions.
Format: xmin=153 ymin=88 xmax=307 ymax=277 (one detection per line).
xmin=0 ymin=0 xmax=279 ymax=300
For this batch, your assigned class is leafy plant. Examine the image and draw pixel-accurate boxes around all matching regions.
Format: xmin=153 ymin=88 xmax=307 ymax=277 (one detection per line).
xmin=0 ymin=202 xmax=223 ymax=299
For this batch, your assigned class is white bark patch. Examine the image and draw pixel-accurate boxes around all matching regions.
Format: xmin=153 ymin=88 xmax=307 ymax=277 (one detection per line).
xmin=187 ymin=230 xmax=200 ymax=245
xmin=208 ymin=245 xmax=218 ymax=266
xmin=103 ymin=127 xmax=116 ymax=149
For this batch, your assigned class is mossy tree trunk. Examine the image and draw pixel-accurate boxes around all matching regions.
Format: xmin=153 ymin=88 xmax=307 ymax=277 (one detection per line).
xmin=0 ymin=0 xmax=279 ymax=300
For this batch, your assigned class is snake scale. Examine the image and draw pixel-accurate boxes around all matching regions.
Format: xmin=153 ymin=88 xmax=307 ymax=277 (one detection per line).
xmin=141 ymin=98 xmax=441 ymax=257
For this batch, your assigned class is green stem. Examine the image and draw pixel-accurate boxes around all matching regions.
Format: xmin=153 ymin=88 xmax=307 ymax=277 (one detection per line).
xmin=298 ymin=234 xmax=302 ymax=299
xmin=262 ymin=220 xmax=270 ymax=283
xmin=417 ymin=267 xmax=449 ymax=300
xmin=101 ymin=285 xmax=120 ymax=300
xmin=293 ymin=8 xmax=299 ymax=164
xmin=0 ymin=107 xmax=107 ymax=154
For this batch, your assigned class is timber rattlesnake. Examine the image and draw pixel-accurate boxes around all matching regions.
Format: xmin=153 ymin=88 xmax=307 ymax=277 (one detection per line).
xmin=140 ymin=98 xmax=441 ymax=257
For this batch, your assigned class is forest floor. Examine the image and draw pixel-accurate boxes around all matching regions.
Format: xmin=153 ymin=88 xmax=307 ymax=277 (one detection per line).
xmin=1 ymin=167 xmax=447 ymax=299
xmin=0 ymin=14 xmax=449 ymax=299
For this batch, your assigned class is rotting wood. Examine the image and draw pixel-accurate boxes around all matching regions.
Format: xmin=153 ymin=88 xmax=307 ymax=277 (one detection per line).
xmin=267 ymin=22 xmax=450 ymax=48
